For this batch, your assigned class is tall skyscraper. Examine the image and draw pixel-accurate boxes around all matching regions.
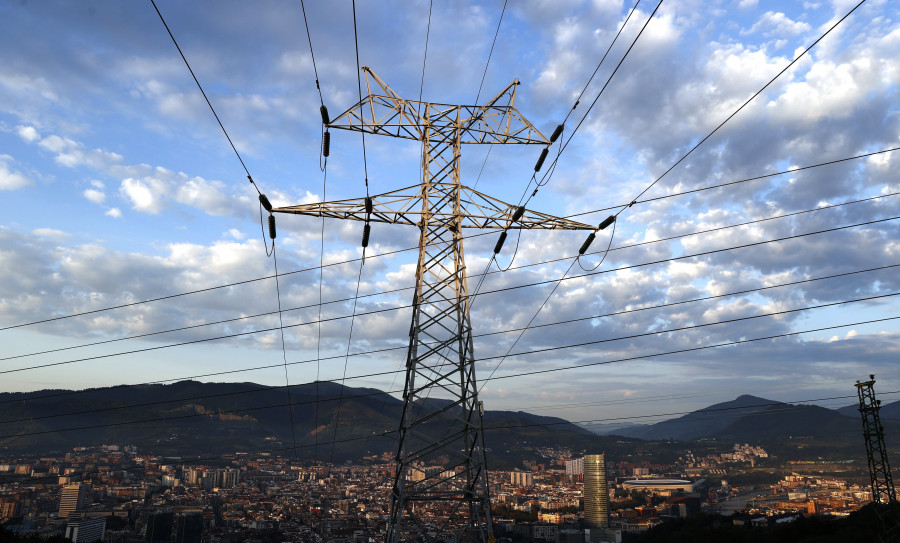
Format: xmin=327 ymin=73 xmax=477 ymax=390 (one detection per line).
xmin=59 ymin=483 xmax=88 ymax=519
xmin=583 ymin=454 xmax=609 ymax=529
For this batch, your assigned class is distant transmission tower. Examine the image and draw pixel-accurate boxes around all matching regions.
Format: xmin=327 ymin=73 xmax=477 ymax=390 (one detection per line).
xmin=273 ymin=68 xmax=594 ymax=543
xmin=856 ymin=375 xmax=900 ymax=543
xmin=857 ymin=375 xmax=896 ymax=504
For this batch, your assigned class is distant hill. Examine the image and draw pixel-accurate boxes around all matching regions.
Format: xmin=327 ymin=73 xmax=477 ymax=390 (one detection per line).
xmin=837 ymin=399 xmax=900 ymax=420
xmin=0 ymin=380 xmax=613 ymax=464
xmin=611 ymin=395 xmax=779 ymax=441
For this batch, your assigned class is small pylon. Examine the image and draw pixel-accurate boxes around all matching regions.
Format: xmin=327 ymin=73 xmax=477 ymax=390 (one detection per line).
xmin=856 ymin=374 xmax=900 ymax=542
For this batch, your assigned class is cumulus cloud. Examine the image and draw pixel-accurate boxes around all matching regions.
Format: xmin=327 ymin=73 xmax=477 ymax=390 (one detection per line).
xmin=742 ymin=12 xmax=812 ymax=37
xmin=15 ymin=125 xmax=40 ymax=142
xmin=0 ymin=155 xmax=33 ymax=190
xmin=83 ymin=188 xmax=105 ymax=204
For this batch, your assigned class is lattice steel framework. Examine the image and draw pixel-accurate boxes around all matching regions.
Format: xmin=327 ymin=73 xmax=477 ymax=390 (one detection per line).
xmin=857 ymin=375 xmax=897 ymax=505
xmin=274 ymin=68 xmax=593 ymax=543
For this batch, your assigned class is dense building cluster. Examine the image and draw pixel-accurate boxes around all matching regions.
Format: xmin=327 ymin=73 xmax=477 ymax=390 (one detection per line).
xmin=0 ymin=443 xmax=878 ymax=542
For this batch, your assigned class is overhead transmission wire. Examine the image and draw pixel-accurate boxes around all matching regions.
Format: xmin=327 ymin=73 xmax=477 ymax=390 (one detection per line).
xmin=1 ymin=388 xmax=881 ymax=483
xmin=461 ymin=0 xmax=651 ymax=394
xmin=609 ymin=0 xmax=867 ymax=222
xmin=484 ymin=0 xmax=868 ymax=387
xmin=4 ymin=263 xmax=896 ymax=432
xmin=5 ymin=203 xmax=895 ymax=430
xmin=388 ymin=0 xmax=508 ymax=402
xmin=470 ymin=0 xmax=509 ymax=191
xmin=4 ymin=360 xmax=895 ymax=434
xmin=423 ymin=0 xmax=635 ymax=418
xmin=2 ymin=293 xmax=900 ymax=438
xmin=3 ymin=266 xmax=897 ymax=412
xmin=4 ymin=316 xmax=897 ymax=457
xmin=148 ymin=0 xmax=301 ymax=457
xmin=5 ymin=254 xmax=894 ymax=415
xmin=6 ymin=197 xmax=894 ymax=397
xmin=326 ymin=0 xmax=375 ymax=463
xmin=3 ymin=143 xmax=896 ymax=335
xmin=2 ymin=398 xmax=886 ymax=487
xmin=4 ymin=210 xmax=897 ymax=376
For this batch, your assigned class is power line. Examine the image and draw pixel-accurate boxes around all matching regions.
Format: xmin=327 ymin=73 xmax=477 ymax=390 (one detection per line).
xmin=2 ymin=286 xmax=894 ymax=422
xmin=0 ymin=264 xmax=900 ymax=422
xmin=298 ymin=0 xmax=325 ymax=106
xmin=560 ymin=0 xmax=642 ymax=128
xmin=474 ymin=0 xmax=508 ymax=105
xmin=615 ymin=0 xmax=867 ymax=216
xmin=565 ymin=147 xmax=900 ymax=220
xmin=7 ymin=389 xmax=884 ymax=486
xmin=523 ymin=0 xmax=662 ymax=203
xmin=148 ymin=0 xmax=257 ymax=188
xmin=3 ymin=213 xmax=896 ymax=375
xmin=3 ymin=379 xmax=894 ymax=452
xmin=5 ymin=145 xmax=893 ymax=334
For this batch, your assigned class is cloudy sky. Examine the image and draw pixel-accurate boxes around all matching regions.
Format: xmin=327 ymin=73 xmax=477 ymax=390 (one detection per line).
xmin=1 ymin=0 xmax=899 ymax=433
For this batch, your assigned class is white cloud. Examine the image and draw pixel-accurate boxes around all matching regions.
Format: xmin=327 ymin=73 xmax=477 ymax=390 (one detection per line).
xmin=83 ymin=188 xmax=106 ymax=204
xmin=742 ymin=12 xmax=812 ymax=37
xmin=16 ymin=125 xmax=40 ymax=142
xmin=32 ymin=227 xmax=70 ymax=240
xmin=105 ymin=207 xmax=122 ymax=218
xmin=120 ymin=177 xmax=164 ymax=214
xmin=0 ymin=155 xmax=33 ymax=190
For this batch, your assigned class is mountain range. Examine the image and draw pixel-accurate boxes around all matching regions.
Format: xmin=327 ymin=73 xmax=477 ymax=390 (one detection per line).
xmin=1 ymin=381 xmax=897 ymax=463
xmin=0 ymin=380 xmax=604 ymax=466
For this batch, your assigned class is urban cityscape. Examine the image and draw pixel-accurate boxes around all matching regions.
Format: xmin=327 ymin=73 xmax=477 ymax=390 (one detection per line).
xmin=0 ymin=436 xmax=884 ymax=542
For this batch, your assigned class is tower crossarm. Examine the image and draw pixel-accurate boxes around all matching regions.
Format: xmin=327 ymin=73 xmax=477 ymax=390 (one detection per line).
xmin=272 ymin=184 xmax=595 ymax=231
xmin=326 ymin=67 xmax=549 ymax=145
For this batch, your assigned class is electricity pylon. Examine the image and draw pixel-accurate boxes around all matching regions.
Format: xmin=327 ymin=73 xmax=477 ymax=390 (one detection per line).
xmin=856 ymin=375 xmax=900 ymax=542
xmin=273 ymin=68 xmax=594 ymax=543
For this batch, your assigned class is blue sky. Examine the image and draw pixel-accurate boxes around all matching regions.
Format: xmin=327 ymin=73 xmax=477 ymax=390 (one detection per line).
xmin=1 ymin=0 xmax=899 ymax=429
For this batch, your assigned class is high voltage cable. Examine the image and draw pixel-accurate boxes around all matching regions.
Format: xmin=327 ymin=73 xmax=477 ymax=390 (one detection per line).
xmin=516 ymin=192 xmax=900 ymax=274
xmin=474 ymin=0 xmax=508 ymax=105
xmin=0 ymin=190 xmax=881 ymax=366
xmin=272 ymin=245 xmax=300 ymax=459
xmin=4 ymin=261 xmax=891 ymax=414
xmin=524 ymin=0 xmax=662 ymax=202
xmin=5 ymin=395 xmax=881 ymax=486
xmin=4 ymin=366 xmax=894 ymax=430
xmin=298 ymin=0 xmax=325 ymax=106
xmin=2 ymin=386 xmax=892 ymax=451
xmin=3 ymin=214 xmax=896 ymax=374
xmin=613 ymin=0 xmax=867 ymax=217
xmin=416 ymin=0 xmax=433 ymax=114
xmin=2 ymin=288 xmax=894 ymax=409
xmin=148 ymin=0 xmax=256 ymax=187
xmin=3 ymin=146 xmax=893 ymax=334
xmin=470 ymin=0 xmax=509 ymax=190
xmin=559 ymin=0 xmax=641 ymax=128
xmin=565 ymin=146 xmax=900 ymax=219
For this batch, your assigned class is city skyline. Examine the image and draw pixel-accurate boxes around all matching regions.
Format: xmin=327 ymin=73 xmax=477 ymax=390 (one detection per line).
xmin=1 ymin=0 xmax=899 ymax=430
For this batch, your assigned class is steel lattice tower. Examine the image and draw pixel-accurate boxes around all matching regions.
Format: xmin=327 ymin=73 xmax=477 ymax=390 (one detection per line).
xmin=857 ymin=375 xmax=897 ymax=504
xmin=273 ymin=68 xmax=594 ymax=543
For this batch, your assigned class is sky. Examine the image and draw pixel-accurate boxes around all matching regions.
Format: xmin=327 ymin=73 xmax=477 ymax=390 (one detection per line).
xmin=1 ymin=0 xmax=899 ymax=434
